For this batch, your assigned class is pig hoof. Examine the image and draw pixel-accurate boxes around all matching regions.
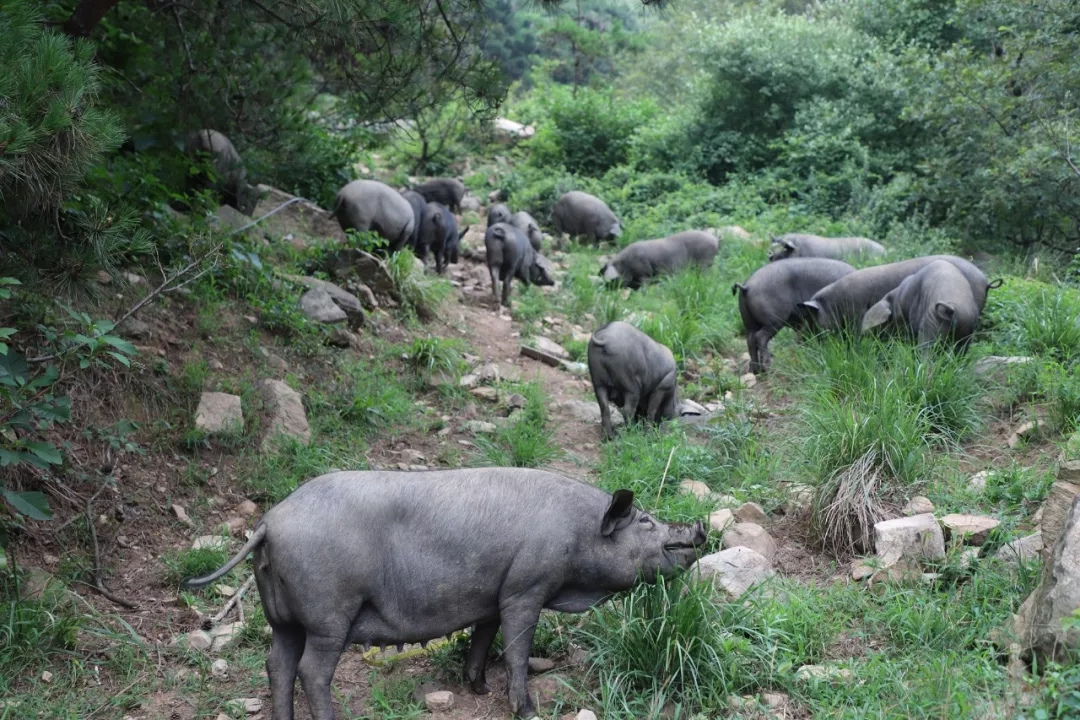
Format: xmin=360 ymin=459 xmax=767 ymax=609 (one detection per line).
xmin=471 ymin=680 xmax=491 ymax=695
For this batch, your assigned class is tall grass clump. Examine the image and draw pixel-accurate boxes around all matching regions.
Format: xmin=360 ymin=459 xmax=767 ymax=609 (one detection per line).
xmin=793 ymin=336 xmax=982 ymax=556
xmin=386 ymin=251 xmax=453 ymax=321
xmin=474 ymin=383 xmax=561 ymax=467
xmin=576 ymin=574 xmax=777 ymax=715
xmin=0 ymin=576 xmax=80 ymax=690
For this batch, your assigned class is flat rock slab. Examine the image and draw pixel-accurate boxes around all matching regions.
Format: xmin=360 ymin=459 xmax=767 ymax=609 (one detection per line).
xmin=874 ymin=513 xmax=945 ymax=567
xmin=299 ymin=288 xmax=347 ymax=324
xmin=973 ymin=355 xmax=1033 ymax=380
xmin=1041 ymin=479 xmax=1080 ymax=549
xmin=529 ymin=336 xmax=570 ymax=359
xmin=721 ymin=522 xmax=777 ymax=561
xmin=940 ymin=513 xmax=1000 ymax=546
xmin=693 ymin=547 xmax=774 ymax=600
xmin=194 ymin=392 xmax=243 ymax=435
xmin=258 ymin=379 xmax=311 ymax=451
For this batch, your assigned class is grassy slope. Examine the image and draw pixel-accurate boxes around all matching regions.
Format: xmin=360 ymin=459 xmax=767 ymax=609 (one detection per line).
xmin=3 ymin=158 xmax=1079 ymax=719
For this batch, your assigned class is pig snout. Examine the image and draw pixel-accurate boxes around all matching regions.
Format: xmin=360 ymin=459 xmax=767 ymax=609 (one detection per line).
xmin=663 ymin=520 xmax=707 ymax=568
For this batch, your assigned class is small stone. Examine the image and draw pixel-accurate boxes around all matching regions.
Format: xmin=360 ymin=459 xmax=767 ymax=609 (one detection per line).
xmin=969 ymin=470 xmax=990 ymax=493
xmin=210 ymin=622 xmax=245 ymax=652
xmin=227 ymin=698 xmax=262 ymax=714
xmin=470 ymin=387 xmax=499 ymax=401
xmin=795 ymin=665 xmax=854 ymax=683
xmin=721 ymin=522 xmax=778 ymax=561
xmin=709 ymin=509 xmax=735 ymax=533
xmin=761 ymin=692 xmax=788 ymax=709
xmin=235 ymin=499 xmax=257 ymax=517
xmin=209 ymin=358 xmax=224 ymax=370
xmin=576 ymin=711 xmax=598 ymax=720
xmin=530 ymin=336 xmax=570 ymax=359
xmin=459 ymin=374 xmax=479 ymax=388
xmin=507 ymin=393 xmax=527 ymax=409
xmin=528 ymin=657 xmax=556 ymax=674
xmin=43 ymin=554 xmax=58 ymax=565
xmin=1008 ymin=420 xmax=1039 ymax=448
xmin=218 ymin=584 xmax=236 ymax=597
xmin=465 ymin=421 xmax=496 ymax=434
xmin=258 ymin=379 xmax=311 ymax=451
xmin=784 ymin=483 xmax=814 ymax=515
xmin=477 ymin=363 xmax=501 ymax=382
xmin=734 ymin=502 xmax=767 ymax=524
xmin=192 ymin=535 xmax=229 ymax=551
xmin=221 ymin=516 xmax=246 ymax=536
xmin=940 ymin=514 xmax=1001 ymax=546
xmin=739 ymin=372 xmax=758 ymax=389
xmin=960 ymin=547 xmax=981 ymax=570
xmin=96 ymin=270 xmax=112 ymax=284
xmin=123 ymin=271 xmax=146 ymax=285
xmin=172 ymin=504 xmax=192 ymax=526
xmin=211 ymin=658 xmax=229 ymax=678
xmin=41 ymin=671 xmax=53 ymax=683
xmin=679 ymin=479 xmax=712 ymax=501
xmin=902 ymin=496 xmax=935 ymax=516
xmin=186 ymin=630 xmax=213 ymax=651
xmin=424 ymin=690 xmax=454 ymax=711
xmin=851 ymin=560 xmax=876 ymax=581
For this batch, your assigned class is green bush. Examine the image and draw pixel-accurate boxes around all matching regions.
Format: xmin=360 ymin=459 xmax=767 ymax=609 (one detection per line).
xmin=528 ymin=84 xmax=657 ymax=177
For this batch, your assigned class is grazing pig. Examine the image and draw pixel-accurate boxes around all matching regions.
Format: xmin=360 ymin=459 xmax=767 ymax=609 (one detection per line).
xmin=552 ymin=191 xmax=621 ymax=244
xmin=183 ymin=468 xmax=708 ymax=720
xmin=485 ymin=222 xmax=555 ymax=308
xmin=487 ymin=203 xmax=512 ymax=228
xmin=769 ymin=233 xmax=886 ymax=261
xmin=510 ymin=210 xmax=544 ymax=251
xmin=797 ymin=255 xmax=1001 ymax=332
xmin=416 ymin=202 xmax=468 ymax=274
xmin=413 ymin=177 xmax=466 ymax=213
xmin=332 ymin=180 xmax=416 ymax=254
xmin=588 ymin=321 xmax=679 ymax=440
xmin=400 ymin=189 xmax=427 ymax=250
xmin=732 ymin=258 xmax=856 ymax=374
xmin=600 ymin=231 xmax=719 ymax=289
xmin=861 ymin=259 xmax=980 ymax=350
xmin=184 ymin=129 xmax=259 ymax=215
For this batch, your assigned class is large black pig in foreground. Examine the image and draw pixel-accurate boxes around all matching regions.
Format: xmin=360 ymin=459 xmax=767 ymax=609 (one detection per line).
xmin=184 ymin=469 xmax=706 ymax=720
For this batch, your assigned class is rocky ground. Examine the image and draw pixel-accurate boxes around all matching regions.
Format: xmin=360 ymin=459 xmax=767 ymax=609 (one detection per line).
xmin=7 ymin=186 xmax=1079 ymax=720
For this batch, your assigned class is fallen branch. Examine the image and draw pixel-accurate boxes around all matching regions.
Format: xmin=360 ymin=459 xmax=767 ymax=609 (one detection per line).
xmin=211 ymin=574 xmax=256 ymax=624
xmin=83 ymin=498 xmax=138 ymax=609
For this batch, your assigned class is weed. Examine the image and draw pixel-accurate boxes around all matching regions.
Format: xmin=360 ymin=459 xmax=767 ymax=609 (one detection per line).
xmin=403 ymin=336 xmax=465 ymax=376
xmin=386 ymin=251 xmax=453 ymax=322
xmin=0 ymin=578 xmax=80 ymax=690
xmin=361 ymin=671 xmax=425 ymax=719
xmin=474 ymin=383 xmax=561 ymax=467
xmin=161 ymin=546 xmax=231 ymax=587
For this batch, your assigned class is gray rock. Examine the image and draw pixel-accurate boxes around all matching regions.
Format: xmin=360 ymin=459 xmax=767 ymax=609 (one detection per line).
xmin=902 ymin=496 xmax=935 ymax=516
xmin=209 ymin=621 xmax=245 ymax=652
xmin=734 ymin=502 xmax=768 ymax=524
xmin=528 ymin=657 xmax=556 ymax=674
xmin=192 ymin=535 xmax=229 ymax=551
xmin=194 ymin=392 xmax=244 ymax=435
xmin=560 ymin=399 xmax=622 ymax=427
xmin=299 ymin=288 xmax=348 ymax=324
xmin=969 ymin=470 xmax=990 ymax=493
xmin=721 ymin=522 xmax=777 ymax=561
xmin=677 ymin=399 xmax=708 ymax=416
xmin=795 ymin=665 xmax=854 ymax=683
xmin=258 ymin=379 xmax=311 ymax=451
xmin=995 ymin=532 xmax=1044 ymax=567
xmin=874 ymin=513 xmax=946 ymax=567
xmin=284 ymin=274 xmax=370 ymax=320
xmin=118 ymin=317 xmax=152 ymax=340
xmin=530 ymin=336 xmax=570 ymax=359
xmin=465 ymin=420 xmax=496 ymax=434
xmin=213 ymin=204 xmax=249 ymax=232
xmin=576 ymin=711 xmax=598 ymax=720
xmin=973 ymin=355 xmax=1033 ymax=381
xmin=679 ymin=480 xmax=712 ymax=501
xmin=693 ymin=547 xmax=774 ymax=600
xmin=424 ymin=690 xmax=455 ymax=711
xmin=1040 ymin=475 xmax=1080 ymax=549
xmin=211 ymin=658 xmax=229 ymax=679
xmin=252 ymin=184 xmax=345 ymax=243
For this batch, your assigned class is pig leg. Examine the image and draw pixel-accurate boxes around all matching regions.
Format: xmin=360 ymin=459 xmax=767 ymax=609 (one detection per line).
xmin=620 ymin=391 xmax=641 ymax=430
xmin=501 ymin=269 xmax=514 ymax=308
xmin=267 ymin=624 xmax=306 ymax=720
xmin=489 ymin=265 xmax=500 ymax=301
xmin=298 ymin=633 xmax=346 ymax=720
xmin=594 ymin=384 xmax=616 ymax=441
xmin=465 ymin=619 xmax=500 ymax=695
xmin=499 ymin=602 xmax=541 ymax=718
xmin=752 ymin=328 xmax=776 ymax=374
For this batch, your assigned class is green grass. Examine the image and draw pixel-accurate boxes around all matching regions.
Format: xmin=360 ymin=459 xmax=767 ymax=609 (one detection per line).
xmin=474 ymin=382 xmax=562 ymax=467
xmin=402 ymin=335 xmax=466 ymax=377
xmin=161 ymin=546 xmax=231 ymax=587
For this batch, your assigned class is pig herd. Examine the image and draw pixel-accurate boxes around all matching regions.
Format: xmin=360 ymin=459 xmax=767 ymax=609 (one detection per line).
xmin=184 ymin=130 xmax=1004 ymax=720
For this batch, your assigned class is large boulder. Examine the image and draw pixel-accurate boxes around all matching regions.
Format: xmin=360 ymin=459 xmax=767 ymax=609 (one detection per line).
xmin=287 ymin=275 xmax=369 ymax=326
xmin=998 ymin=495 xmax=1080 ymax=661
xmin=721 ymin=522 xmax=777 ymax=562
xmin=319 ymin=248 xmax=399 ymax=302
xmin=299 ymin=288 xmax=348 ymax=324
xmin=251 ymin=184 xmax=346 ymax=243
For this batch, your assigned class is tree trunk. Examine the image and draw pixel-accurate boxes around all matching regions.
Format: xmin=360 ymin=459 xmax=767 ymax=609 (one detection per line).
xmin=64 ymin=0 xmax=126 ymax=37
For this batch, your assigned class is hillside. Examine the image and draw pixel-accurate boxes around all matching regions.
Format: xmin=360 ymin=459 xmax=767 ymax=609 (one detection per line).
xmin=5 ymin=0 xmax=1080 ymax=718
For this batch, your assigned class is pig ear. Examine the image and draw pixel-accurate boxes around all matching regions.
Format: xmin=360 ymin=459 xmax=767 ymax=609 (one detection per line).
xmin=861 ymin=300 xmax=892 ymax=332
xmin=935 ymin=302 xmax=956 ymax=322
xmin=601 ymin=489 xmax=635 ymax=536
